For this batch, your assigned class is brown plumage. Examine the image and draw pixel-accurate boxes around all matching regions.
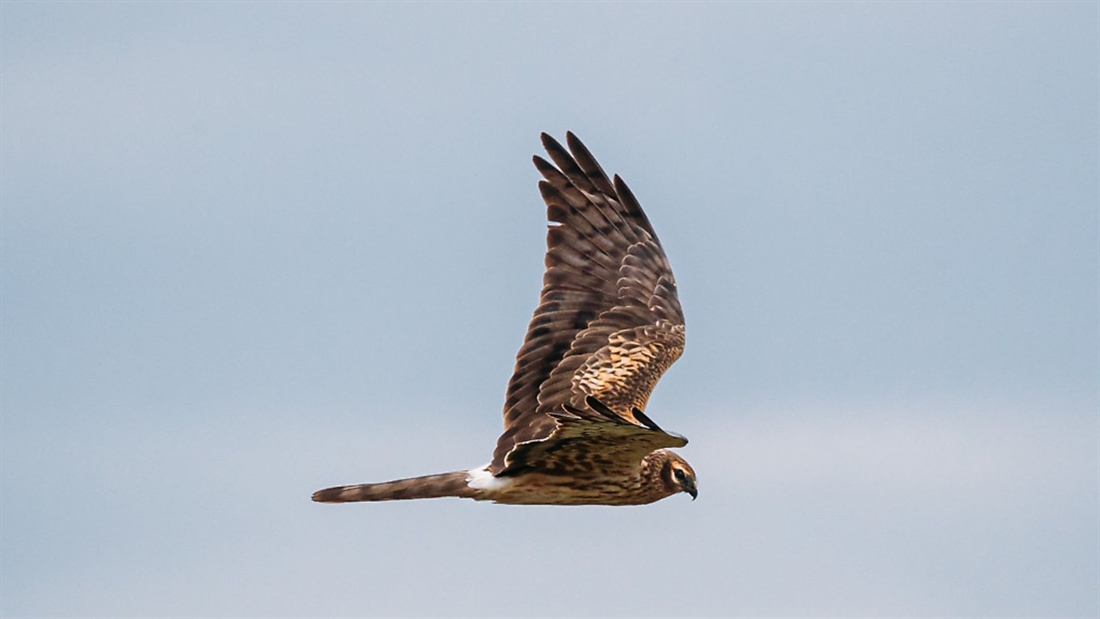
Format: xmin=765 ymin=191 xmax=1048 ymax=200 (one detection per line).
xmin=311 ymin=472 xmax=477 ymax=503
xmin=312 ymin=132 xmax=697 ymax=506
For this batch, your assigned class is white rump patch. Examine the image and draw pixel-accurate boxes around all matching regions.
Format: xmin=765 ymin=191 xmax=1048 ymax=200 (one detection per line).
xmin=466 ymin=464 xmax=511 ymax=491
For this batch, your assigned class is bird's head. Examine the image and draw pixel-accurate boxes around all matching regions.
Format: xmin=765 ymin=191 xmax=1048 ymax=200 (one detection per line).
xmin=659 ymin=451 xmax=698 ymax=500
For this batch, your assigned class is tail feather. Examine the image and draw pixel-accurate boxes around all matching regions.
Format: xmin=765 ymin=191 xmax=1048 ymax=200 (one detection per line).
xmin=312 ymin=471 xmax=479 ymax=503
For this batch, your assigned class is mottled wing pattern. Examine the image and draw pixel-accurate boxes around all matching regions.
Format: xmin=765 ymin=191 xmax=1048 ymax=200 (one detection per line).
xmin=491 ymin=132 xmax=685 ymax=476
xmin=501 ymin=396 xmax=687 ymax=478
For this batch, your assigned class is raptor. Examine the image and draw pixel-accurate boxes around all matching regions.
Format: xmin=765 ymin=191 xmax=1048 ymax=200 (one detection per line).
xmin=312 ymin=132 xmax=696 ymax=506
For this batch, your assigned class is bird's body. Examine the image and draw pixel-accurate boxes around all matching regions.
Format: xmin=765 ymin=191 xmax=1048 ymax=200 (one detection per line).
xmin=312 ymin=448 xmax=687 ymax=506
xmin=312 ymin=132 xmax=697 ymax=506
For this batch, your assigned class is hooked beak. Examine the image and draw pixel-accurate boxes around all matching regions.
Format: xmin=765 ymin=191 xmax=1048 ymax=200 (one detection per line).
xmin=683 ymin=478 xmax=698 ymax=501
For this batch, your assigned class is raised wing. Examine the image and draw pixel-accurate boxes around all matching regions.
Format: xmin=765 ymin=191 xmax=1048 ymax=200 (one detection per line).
xmin=491 ymin=132 xmax=686 ymax=475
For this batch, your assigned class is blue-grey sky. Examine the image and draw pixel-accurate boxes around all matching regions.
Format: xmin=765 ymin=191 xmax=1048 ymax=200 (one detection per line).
xmin=2 ymin=2 xmax=1097 ymax=617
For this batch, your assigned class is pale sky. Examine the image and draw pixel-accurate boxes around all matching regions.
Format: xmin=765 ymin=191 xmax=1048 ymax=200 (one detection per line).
xmin=2 ymin=2 xmax=1097 ymax=617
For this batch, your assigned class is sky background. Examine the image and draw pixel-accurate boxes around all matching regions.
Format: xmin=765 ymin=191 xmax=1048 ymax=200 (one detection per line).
xmin=2 ymin=2 xmax=1097 ymax=617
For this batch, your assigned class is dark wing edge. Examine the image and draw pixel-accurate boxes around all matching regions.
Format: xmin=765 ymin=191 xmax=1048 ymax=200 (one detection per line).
xmin=491 ymin=132 xmax=686 ymax=475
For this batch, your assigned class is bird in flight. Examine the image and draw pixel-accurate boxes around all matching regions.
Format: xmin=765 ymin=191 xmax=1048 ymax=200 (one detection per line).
xmin=312 ymin=132 xmax=696 ymax=506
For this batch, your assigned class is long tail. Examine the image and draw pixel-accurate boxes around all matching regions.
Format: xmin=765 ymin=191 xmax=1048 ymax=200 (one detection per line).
xmin=312 ymin=471 xmax=480 ymax=503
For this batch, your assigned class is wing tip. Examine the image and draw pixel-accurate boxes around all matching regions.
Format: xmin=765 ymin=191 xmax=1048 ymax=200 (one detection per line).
xmin=541 ymin=131 xmax=565 ymax=153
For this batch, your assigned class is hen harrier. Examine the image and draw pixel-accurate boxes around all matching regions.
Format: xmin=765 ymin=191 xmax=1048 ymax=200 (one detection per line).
xmin=312 ymin=132 xmax=696 ymax=506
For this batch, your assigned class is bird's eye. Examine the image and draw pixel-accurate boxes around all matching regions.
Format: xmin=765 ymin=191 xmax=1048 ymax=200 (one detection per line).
xmin=673 ymin=468 xmax=686 ymax=482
